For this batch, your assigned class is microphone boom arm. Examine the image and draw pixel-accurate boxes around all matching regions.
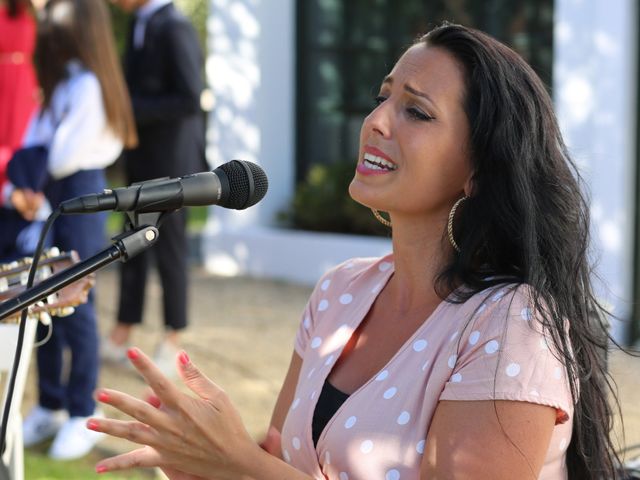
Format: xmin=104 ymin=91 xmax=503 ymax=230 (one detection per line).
xmin=0 ymin=226 xmax=159 ymax=322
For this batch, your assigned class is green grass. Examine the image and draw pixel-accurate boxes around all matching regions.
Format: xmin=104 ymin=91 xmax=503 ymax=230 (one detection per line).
xmin=24 ymin=447 xmax=155 ymax=480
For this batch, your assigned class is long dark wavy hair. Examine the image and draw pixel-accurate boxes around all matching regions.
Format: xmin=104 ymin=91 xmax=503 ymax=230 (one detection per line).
xmin=423 ymin=23 xmax=620 ymax=479
xmin=34 ymin=0 xmax=137 ymax=148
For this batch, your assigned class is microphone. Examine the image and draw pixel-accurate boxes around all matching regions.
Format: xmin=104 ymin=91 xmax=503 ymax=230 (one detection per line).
xmin=59 ymin=160 xmax=268 ymax=214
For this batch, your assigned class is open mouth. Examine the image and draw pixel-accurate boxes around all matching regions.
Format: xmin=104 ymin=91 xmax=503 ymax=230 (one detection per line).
xmin=363 ymin=153 xmax=397 ymax=171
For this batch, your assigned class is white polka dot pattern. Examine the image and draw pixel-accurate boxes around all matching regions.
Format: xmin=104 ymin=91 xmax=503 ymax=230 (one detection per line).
xmin=447 ymin=354 xmax=457 ymax=368
xmin=492 ymin=290 xmax=505 ymax=301
xmin=383 ymin=387 xmax=397 ymax=399
xmin=386 ymin=469 xmax=400 ymax=480
xmin=360 ymin=440 xmax=374 ymax=454
xmin=339 ymin=293 xmax=353 ymax=305
xmin=506 ymin=363 xmax=521 ymax=377
xmin=412 ymin=339 xmax=427 ymax=352
xmin=292 ymin=437 xmax=301 ymax=450
xmin=283 ymin=257 xmax=572 ymax=480
xmin=397 ymin=411 xmax=410 ymax=425
xmin=379 ymin=261 xmax=392 ymax=271
xmin=344 ymin=416 xmax=357 ymax=429
xmin=484 ymin=340 xmax=499 ymax=354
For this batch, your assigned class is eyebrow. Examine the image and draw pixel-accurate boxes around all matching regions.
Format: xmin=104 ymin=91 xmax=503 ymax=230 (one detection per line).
xmin=382 ymin=75 xmax=440 ymax=112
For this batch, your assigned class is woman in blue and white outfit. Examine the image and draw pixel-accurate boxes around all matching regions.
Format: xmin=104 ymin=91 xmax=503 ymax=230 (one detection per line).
xmin=20 ymin=0 xmax=137 ymax=460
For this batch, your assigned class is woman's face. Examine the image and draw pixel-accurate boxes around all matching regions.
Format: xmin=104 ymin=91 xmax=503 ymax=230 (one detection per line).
xmin=349 ymin=44 xmax=472 ymax=222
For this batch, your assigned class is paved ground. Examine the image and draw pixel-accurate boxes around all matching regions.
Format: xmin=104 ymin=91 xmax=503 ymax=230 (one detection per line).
xmin=19 ymin=261 xmax=640 ymax=469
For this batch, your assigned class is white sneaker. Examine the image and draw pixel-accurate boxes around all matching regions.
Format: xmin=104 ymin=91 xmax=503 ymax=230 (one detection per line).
xmin=153 ymin=340 xmax=180 ymax=378
xmin=100 ymin=336 xmax=129 ymax=364
xmin=48 ymin=411 xmax=105 ymax=460
xmin=23 ymin=405 xmax=68 ymax=447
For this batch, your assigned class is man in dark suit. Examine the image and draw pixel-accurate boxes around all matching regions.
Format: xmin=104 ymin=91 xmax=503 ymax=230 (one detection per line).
xmin=105 ymin=0 xmax=206 ymax=374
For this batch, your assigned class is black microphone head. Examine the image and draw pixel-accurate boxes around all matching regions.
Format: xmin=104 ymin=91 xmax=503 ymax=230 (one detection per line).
xmin=217 ymin=160 xmax=268 ymax=209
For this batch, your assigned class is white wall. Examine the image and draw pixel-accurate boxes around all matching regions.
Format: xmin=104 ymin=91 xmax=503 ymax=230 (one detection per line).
xmin=205 ymin=0 xmax=295 ymax=230
xmin=554 ymin=0 xmax=637 ymax=342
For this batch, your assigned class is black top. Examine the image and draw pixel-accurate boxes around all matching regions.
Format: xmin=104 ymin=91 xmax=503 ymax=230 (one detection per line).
xmin=124 ymin=3 xmax=207 ymax=182
xmin=312 ymin=379 xmax=350 ymax=446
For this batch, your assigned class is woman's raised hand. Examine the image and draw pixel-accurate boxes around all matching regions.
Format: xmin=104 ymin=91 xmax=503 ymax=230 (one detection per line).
xmin=89 ymin=347 xmax=264 ymax=480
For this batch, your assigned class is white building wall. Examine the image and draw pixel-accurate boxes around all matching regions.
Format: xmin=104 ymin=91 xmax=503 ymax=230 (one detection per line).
xmin=554 ymin=0 xmax=637 ymax=342
xmin=205 ymin=0 xmax=295 ymax=230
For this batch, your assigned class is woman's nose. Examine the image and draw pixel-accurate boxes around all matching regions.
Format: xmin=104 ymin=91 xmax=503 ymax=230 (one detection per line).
xmin=364 ymin=102 xmax=392 ymax=138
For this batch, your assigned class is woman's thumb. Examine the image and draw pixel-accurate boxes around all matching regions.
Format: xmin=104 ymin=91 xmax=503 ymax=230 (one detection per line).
xmin=259 ymin=425 xmax=282 ymax=456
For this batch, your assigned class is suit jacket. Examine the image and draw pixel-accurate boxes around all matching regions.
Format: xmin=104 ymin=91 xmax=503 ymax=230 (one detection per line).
xmin=124 ymin=3 xmax=206 ymax=183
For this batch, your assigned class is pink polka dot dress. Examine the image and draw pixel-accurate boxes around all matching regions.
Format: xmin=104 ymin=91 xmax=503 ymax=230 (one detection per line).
xmin=281 ymin=255 xmax=573 ymax=479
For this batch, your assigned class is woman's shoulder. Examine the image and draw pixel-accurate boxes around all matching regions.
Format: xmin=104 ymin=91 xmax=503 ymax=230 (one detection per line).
xmin=452 ymin=281 xmax=536 ymax=325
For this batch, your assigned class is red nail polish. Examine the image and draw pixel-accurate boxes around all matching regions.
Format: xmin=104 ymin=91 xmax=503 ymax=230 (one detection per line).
xmin=127 ymin=347 xmax=139 ymax=360
xmin=96 ymin=465 xmax=107 ymax=473
xmin=87 ymin=419 xmax=100 ymax=431
xmin=97 ymin=391 xmax=109 ymax=402
xmin=179 ymin=351 xmax=190 ymax=365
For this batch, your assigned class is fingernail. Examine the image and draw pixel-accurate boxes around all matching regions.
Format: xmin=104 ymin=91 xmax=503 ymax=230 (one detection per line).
xmin=179 ymin=351 xmax=190 ymax=366
xmin=87 ymin=419 xmax=100 ymax=431
xmin=96 ymin=465 xmax=107 ymax=473
xmin=127 ymin=347 xmax=139 ymax=360
xmin=97 ymin=391 xmax=109 ymax=402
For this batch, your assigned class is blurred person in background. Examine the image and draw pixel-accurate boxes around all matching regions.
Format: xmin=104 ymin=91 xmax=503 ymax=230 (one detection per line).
xmin=19 ymin=0 xmax=137 ymax=460
xmin=103 ymin=0 xmax=206 ymax=377
xmin=0 ymin=0 xmax=43 ymax=261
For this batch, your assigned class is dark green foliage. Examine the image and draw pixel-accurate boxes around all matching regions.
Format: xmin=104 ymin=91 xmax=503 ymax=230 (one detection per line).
xmin=278 ymin=162 xmax=389 ymax=237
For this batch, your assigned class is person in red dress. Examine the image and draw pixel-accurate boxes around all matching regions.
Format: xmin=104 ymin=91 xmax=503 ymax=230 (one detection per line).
xmin=0 ymin=0 xmax=39 ymax=186
xmin=0 ymin=0 xmax=43 ymax=259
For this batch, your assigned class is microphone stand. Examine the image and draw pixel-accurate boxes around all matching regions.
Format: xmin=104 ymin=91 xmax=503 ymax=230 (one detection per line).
xmin=0 ymin=207 xmax=167 ymax=474
xmin=0 ymin=223 xmax=159 ymax=322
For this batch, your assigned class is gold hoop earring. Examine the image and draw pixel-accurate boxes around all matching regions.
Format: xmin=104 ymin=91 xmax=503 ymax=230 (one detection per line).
xmin=371 ymin=209 xmax=392 ymax=228
xmin=447 ymin=196 xmax=468 ymax=253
